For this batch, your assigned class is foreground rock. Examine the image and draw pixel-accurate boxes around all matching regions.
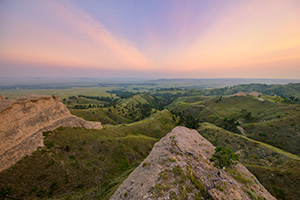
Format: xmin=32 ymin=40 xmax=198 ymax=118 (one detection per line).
xmin=111 ymin=126 xmax=275 ymax=200
xmin=0 ymin=95 xmax=102 ymax=172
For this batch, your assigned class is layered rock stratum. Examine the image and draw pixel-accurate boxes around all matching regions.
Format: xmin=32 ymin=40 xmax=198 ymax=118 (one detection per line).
xmin=0 ymin=95 xmax=102 ymax=172
xmin=111 ymin=126 xmax=275 ymax=200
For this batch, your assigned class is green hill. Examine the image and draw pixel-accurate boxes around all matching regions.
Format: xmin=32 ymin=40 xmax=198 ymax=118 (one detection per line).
xmin=66 ymin=94 xmax=170 ymax=125
xmin=198 ymin=122 xmax=300 ymax=200
xmin=169 ymin=94 xmax=300 ymax=156
xmin=0 ymin=110 xmax=177 ymax=200
xmin=200 ymin=83 xmax=300 ymax=99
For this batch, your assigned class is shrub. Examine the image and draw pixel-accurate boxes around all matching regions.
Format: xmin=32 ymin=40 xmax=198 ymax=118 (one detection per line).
xmin=142 ymin=162 xmax=148 ymax=167
xmin=210 ymin=147 xmax=239 ymax=169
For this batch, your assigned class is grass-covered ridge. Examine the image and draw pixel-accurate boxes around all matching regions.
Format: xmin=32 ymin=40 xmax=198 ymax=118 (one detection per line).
xmin=169 ymin=94 xmax=300 ymax=156
xmin=198 ymin=83 xmax=300 ymax=99
xmin=66 ymin=93 xmax=172 ymax=125
xmin=198 ymin=122 xmax=300 ymax=200
xmin=0 ymin=110 xmax=177 ymax=199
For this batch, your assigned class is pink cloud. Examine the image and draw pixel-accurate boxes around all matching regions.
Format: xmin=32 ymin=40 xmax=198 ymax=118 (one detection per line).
xmin=0 ymin=0 xmax=150 ymax=70
xmin=166 ymin=0 xmax=300 ymax=76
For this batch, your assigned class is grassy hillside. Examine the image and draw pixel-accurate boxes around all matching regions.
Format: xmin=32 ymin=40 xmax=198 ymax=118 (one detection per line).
xmin=198 ymin=122 xmax=300 ymax=200
xmin=199 ymin=83 xmax=300 ymax=99
xmin=242 ymin=115 xmax=300 ymax=155
xmin=0 ymin=110 xmax=177 ymax=200
xmin=66 ymin=94 xmax=165 ymax=125
xmin=70 ymin=107 xmax=133 ymax=125
xmin=169 ymin=94 xmax=300 ymax=155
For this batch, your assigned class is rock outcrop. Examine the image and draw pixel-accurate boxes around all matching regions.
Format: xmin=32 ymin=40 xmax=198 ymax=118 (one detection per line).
xmin=249 ymin=91 xmax=262 ymax=97
xmin=0 ymin=95 xmax=102 ymax=172
xmin=231 ymin=91 xmax=247 ymax=97
xmin=111 ymin=126 xmax=275 ymax=200
xmin=231 ymin=91 xmax=265 ymax=102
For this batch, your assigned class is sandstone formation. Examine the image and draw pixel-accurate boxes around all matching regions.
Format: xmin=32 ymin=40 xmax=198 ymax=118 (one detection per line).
xmin=249 ymin=91 xmax=262 ymax=97
xmin=232 ymin=91 xmax=265 ymax=101
xmin=0 ymin=95 xmax=102 ymax=172
xmin=231 ymin=91 xmax=247 ymax=97
xmin=111 ymin=126 xmax=275 ymax=200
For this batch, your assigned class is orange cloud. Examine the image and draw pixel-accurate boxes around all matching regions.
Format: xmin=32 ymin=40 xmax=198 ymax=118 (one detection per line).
xmin=167 ymin=0 xmax=300 ymax=74
xmin=0 ymin=0 xmax=149 ymax=70
xmin=1 ymin=0 xmax=299 ymax=79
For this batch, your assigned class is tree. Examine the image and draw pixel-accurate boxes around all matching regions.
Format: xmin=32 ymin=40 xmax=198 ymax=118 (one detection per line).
xmin=210 ymin=146 xmax=239 ymax=177
xmin=245 ymin=111 xmax=252 ymax=121
xmin=185 ymin=115 xmax=200 ymax=129
xmin=222 ymin=118 xmax=239 ymax=133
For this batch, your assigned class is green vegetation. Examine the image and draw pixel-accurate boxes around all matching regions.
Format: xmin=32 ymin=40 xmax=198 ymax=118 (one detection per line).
xmin=186 ymin=166 xmax=209 ymax=198
xmin=199 ymin=122 xmax=300 ymax=200
xmin=242 ymin=115 xmax=300 ymax=155
xmin=151 ymin=164 xmax=211 ymax=199
xmin=1 ymin=80 xmax=300 ymax=199
xmin=169 ymin=94 xmax=300 ymax=156
xmin=0 ymin=86 xmax=116 ymax=99
xmin=142 ymin=162 xmax=148 ymax=167
xmin=197 ymin=83 xmax=300 ymax=99
xmin=0 ymin=110 xmax=177 ymax=199
xmin=65 ymin=93 xmax=181 ymax=125
xmin=210 ymin=146 xmax=239 ymax=169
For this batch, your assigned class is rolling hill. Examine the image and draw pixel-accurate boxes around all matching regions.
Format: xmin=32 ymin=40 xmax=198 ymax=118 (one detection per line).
xmin=0 ymin=110 xmax=177 ymax=199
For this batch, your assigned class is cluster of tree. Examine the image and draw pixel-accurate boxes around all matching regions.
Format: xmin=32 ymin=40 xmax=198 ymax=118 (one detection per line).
xmin=155 ymin=87 xmax=185 ymax=91
xmin=73 ymin=104 xmax=97 ymax=109
xmin=137 ymin=103 xmax=152 ymax=119
xmin=171 ymin=111 xmax=200 ymax=129
xmin=98 ymin=82 xmax=157 ymax=87
xmin=221 ymin=117 xmax=240 ymax=133
xmin=121 ymin=102 xmax=153 ymax=121
xmin=106 ymin=91 xmax=185 ymax=111
xmin=289 ymin=96 xmax=299 ymax=102
xmin=151 ymin=92 xmax=184 ymax=106
xmin=199 ymin=83 xmax=271 ymax=96
xmin=107 ymin=90 xmax=141 ymax=99
xmin=215 ymin=96 xmax=222 ymax=103
xmin=282 ymin=96 xmax=300 ymax=104
xmin=240 ymin=109 xmax=254 ymax=122
xmin=78 ymin=95 xmax=114 ymax=102
xmin=197 ymin=83 xmax=300 ymax=101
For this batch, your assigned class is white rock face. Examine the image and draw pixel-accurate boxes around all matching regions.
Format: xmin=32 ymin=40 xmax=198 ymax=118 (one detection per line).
xmin=0 ymin=95 xmax=102 ymax=172
xmin=110 ymin=126 xmax=275 ymax=200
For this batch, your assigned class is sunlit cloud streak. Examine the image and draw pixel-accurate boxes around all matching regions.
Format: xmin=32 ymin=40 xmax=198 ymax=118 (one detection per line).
xmin=167 ymin=0 xmax=300 ymax=76
xmin=0 ymin=0 xmax=300 ymax=78
xmin=0 ymin=0 xmax=149 ymax=70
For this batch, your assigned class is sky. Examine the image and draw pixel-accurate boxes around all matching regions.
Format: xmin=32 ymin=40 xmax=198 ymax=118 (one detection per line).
xmin=0 ymin=0 xmax=300 ymax=79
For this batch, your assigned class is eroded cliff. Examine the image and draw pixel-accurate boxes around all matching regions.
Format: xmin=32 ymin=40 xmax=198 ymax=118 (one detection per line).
xmin=0 ymin=95 xmax=102 ymax=172
xmin=111 ymin=126 xmax=275 ymax=200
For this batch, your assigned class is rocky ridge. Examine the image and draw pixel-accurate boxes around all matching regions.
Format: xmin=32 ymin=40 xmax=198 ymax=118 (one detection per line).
xmin=0 ymin=95 xmax=102 ymax=172
xmin=111 ymin=126 xmax=275 ymax=200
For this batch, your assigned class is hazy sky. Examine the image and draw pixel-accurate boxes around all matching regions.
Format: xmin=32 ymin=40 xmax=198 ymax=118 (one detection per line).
xmin=1 ymin=0 xmax=300 ymax=79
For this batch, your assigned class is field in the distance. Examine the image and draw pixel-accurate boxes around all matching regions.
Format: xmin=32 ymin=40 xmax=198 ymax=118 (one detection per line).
xmin=0 ymin=87 xmax=115 ymax=99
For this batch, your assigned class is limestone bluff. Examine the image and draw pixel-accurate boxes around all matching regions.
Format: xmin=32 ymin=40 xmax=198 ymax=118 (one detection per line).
xmin=0 ymin=95 xmax=102 ymax=172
